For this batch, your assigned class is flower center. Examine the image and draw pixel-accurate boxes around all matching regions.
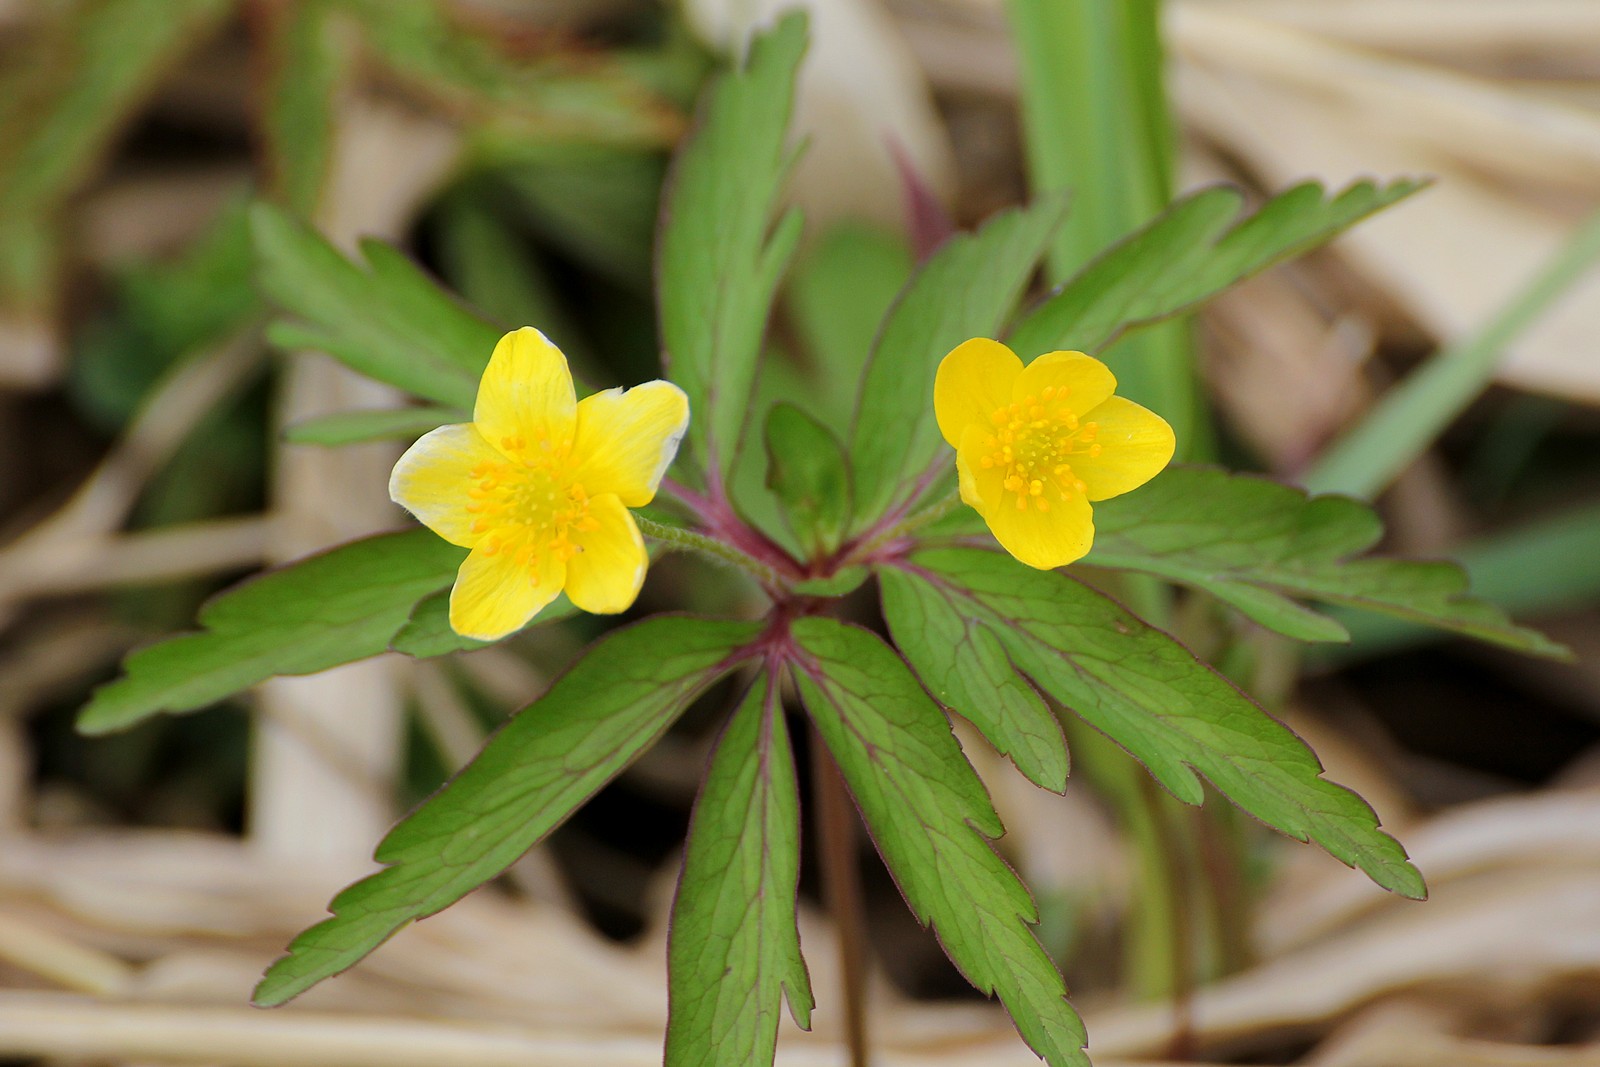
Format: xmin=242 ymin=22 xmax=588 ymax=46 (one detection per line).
xmin=977 ymin=387 xmax=1101 ymax=511
xmin=464 ymin=433 xmax=598 ymax=580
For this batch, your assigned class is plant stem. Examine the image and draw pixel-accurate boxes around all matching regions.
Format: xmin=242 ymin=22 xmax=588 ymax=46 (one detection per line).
xmin=633 ymin=514 xmax=783 ymax=589
xmin=810 ymin=726 xmax=871 ymax=1067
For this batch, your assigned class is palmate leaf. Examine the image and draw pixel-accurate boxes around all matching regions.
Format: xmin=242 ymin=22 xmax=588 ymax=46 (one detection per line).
xmin=666 ymin=674 xmax=812 ymax=1067
xmin=792 ymin=618 xmax=1089 ymax=1067
xmin=880 ymin=548 xmax=1426 ymax=899
xmin=1086 ymin=466 xmax=1568 ymax=656
xmin=250 ymin=203 xmax=500 ymax=410
xmin=79 ymin=529 xmax=464 ymax=735
xmin=1008 ymin=179 xmax=1424 ymax=359
xmin=658 ymin=13 xmax=806 ymax=482
xmin=255 ymin=616 xmax=761 ymax=1007
xmin=847 ymin=198 xmax=1065 ymax=528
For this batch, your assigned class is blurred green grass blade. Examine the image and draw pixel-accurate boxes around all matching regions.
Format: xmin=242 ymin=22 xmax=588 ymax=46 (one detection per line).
xmin=259 ymin=0 xmax=353 ymax=215
xmin=430 ymin=186 xmax=593 ymax=372
xmin=493 ymin=147 xmax=666 ymax=291
xmin=786 ymin=223 xmax=913 ymax=434
xmin=283 ymin=406 xmax=464 ymax=446
xmin=346 ymin=0 xmax=680 ymax=147
xmin=0 ymin=0 xmax=230 ymax=312
xmin=1328 ymin=500 xmax=1600 ymax=659
xmin=1306 ymin=208 xmax=1600 ymax=500
xmin=1007 ymin=0 xmax=1201 ymax=454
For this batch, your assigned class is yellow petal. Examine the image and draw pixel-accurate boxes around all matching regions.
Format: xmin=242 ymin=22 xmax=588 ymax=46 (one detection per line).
xmin=934 ymin=338 xmax=1023 ymax=448
xmin=474 ymin=327 xmax=577 ymax=455
xmin=1073 ymin=396 xmax=1176 ymax=501
xmin=569 ymin=381 xmax=689 ymax=507
xmin=1012 ymin=350 xmax=1116 ymax=417
xmin=389 ymin=423 xmax=502 ymax=547
xmin=565 ymin=494 xmax=647 ymax=614
xmin=448 ymin=534 xmax=566 ymax=640
xmin=980 ymin=487 xmax=1095 ymax=570
xmin=956 ymin=422 xmax=1004 ymax=509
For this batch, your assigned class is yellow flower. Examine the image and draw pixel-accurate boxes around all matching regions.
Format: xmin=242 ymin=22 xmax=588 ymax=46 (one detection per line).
xmin=390 ymin=327 xmax=688 ymax=640
xmin=934 ymin=338 xmax=1174 ymax=570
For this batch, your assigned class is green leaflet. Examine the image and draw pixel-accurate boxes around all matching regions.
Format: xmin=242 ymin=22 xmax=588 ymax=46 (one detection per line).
xmin=255 ymin=616 xmax=761 ymax=1007
xmin=658 ymin=14 xmax=806 ymax=482
xmin=388 ymin=589 xmax=577 ymax=659
xmin=1087 ymin=466 xmax=1568 ymax=657
xmin=283 ymin=406 xmax=464 ymax=447
xmin=1007 ymin=180 xmax=1424 ymax=360
xmin=251 ymin=203 xmax=500 ymax=410
xmin=78 ymin=530 xmax=465 ymax=735
xmin=882 ymin=548 xmax=1426 ymax=899
xmin=765 ymin=403 xmax=852 ymax=557
xmin=879 ymin=568 xmax=1067 ymax=792
xmin=666 ymin=675 xmax=812 ymax=1067
xmin=848 ymin=198 xmax=1065 ymax=529
xmin=791 ymin=618 xmax=1089 ymax=1067
xmin=0 ymin=0 xmax=229 ymax=313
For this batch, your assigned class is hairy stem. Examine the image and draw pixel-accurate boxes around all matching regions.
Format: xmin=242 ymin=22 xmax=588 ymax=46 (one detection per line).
xmin=634 ymin=514 xmax=784 ymax=589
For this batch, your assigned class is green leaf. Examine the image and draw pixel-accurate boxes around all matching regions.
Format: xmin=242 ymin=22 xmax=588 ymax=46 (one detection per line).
xmin=658 ymin=13 xmax=807 ymax=482
xmin=765 ymin=403 xmax=851 ymax=557
xmin=388 ymin=589 xmax=577 ymax=658
xmin=1087 ymin=466 xmax=1568 ymax=657
xmin=879 ymin=569 xmax=1067 ymax=792
xmin=254 ymin=616 xmax=760 ymax=1006
xmin=250 ymin=203 xmax=499 ymax=409
xmin=283 ymin=406 xmax=464 ymax=447
xmin=666 ymin=674 xmax=812 ymax=1067
xmin=0 ymin=0 xmax=229 ymax=312
xmin=1008 ymin=180 xmax=1424 ymax=360
xmin=791 ymin=618 xmax=1088 ymax=1067
xmin=848 ymin=198 xmax=1065 ymax=528
xmin=786 ymin=223 xmax=913 ymax=434
xmin=78 ymin=529 xmax=464 ymax=735
xmin=883 ymin=548 xmax=1426 ymax=899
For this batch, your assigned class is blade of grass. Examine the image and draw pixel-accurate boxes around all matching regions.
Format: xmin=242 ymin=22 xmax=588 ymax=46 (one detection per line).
xmin=1306 ymin=208 xmax=1600 ymax=499
xmin=1007 ymin=0 xmax=1206 ymax=458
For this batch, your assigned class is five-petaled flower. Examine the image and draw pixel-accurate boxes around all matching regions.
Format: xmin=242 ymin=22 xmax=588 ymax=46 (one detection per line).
xmin=934 ymin=338 xmax=1174 ymax=570
xmin=390 ymin=327 xmax=688 ymax=640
